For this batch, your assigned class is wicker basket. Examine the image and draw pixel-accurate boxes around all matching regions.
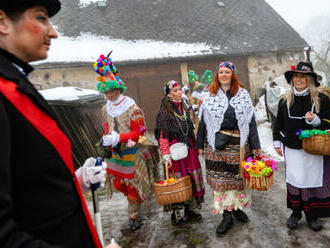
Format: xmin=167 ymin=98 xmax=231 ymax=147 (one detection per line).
xmin=153 ymin=167 xmax=192 ymax=205
xmin=302 ymin=134 xmax=330 ymax=156
xmin=243 ymin=174 xmax=274 ymax=191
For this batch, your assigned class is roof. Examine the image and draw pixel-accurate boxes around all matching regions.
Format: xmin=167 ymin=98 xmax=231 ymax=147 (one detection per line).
xmin=48 ymin=0 xmax=307 ymax=62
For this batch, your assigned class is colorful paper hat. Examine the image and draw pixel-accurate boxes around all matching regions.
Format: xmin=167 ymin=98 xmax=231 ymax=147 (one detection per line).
xmin=93 ymin=54 xmax=127 ymax=93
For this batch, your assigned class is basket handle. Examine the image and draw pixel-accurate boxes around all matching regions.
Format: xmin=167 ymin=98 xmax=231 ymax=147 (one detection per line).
xmin=322 ymin=119 xmax=330 ymax=125
xmin=165 ymin=164 xmax=177 ymax=181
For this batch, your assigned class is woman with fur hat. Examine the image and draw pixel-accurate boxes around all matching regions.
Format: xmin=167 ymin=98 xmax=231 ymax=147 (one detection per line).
xmin=95 ymin=54 xmax=160 ymax=232
xmin=197 ymin=61 xmax=261 ymax=236
xmin=155 ymin=80 xmax=205 ymax=226
xmin=273 ymin=62 xmax=330 ymax=232
xmin=0 ymin=1 xmax=121 ymax=247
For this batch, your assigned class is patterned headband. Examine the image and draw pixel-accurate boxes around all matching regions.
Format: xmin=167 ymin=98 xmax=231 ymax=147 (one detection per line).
xmin=164 ymin=80 xmax=180 ymax=92
xmin=219 ymin=61 xmax=235 ymax=72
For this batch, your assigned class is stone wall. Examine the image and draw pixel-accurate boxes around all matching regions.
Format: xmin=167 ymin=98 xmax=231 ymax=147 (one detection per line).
xmin=248 ymin=50 xmax=304 ymax=103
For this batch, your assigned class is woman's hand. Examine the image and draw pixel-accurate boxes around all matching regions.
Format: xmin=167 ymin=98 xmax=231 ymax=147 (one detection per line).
xmin=275 ymin=147 xmax=283 ymax=156
xmin=165 ymin=159 xmax=172 ymax=168
xmin=252 ymin=149 xmax=262 ymax=157
xmin=198 ymin=149 xmax=204 ymax=156
xmin=305 ymin=111 xmax=315 ymax=122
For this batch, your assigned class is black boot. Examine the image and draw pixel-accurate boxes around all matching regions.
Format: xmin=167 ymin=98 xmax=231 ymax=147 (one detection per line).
xmin=184 ymin=205 xmax=202 ymax=221
xmin=287 ymin=210 xmax=302 ymax=230
xmin=216 ymin=211 xmax=234 ymax=237
xmin=171 ymin=209 xmax=187 ymax=226
xmin=305 ymin=212 xmax=323 ymax=232
xmin=307 ymin=219 xmax=323 ymax=232
xmin=232 ymin=209 xmax=249 ymax=223
xmin=129 ymin=219 xmax=141 ymax=232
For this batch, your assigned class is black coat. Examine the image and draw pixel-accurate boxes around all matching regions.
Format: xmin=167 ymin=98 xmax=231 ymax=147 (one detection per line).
xmin=0 ymin=49 xmax=97 ymax=247
xmin=273 ymin=93 xmax=330 ymax=149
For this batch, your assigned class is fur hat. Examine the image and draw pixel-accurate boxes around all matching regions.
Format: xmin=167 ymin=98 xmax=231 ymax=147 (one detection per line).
xmin=93 ymin=54 xmax=126 ymax=93
xmin=284 ymin=61 xmax=319 ymax=86
xmin=0 ymin=0 xmax=61 ymax=17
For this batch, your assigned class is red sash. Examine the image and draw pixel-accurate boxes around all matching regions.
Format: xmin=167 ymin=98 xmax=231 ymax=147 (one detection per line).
xmin=0 ymin=78 xmax=101 ymax=248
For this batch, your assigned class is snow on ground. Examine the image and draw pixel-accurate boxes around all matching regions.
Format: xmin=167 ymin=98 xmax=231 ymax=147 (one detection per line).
xmin=39 ymin=87 xmax=100 ymax=101
xmin=255 ymin=95 xmax=284 ymax=162
xmin=79 ymin=0 xmax=100 ymax=8
xmin=34 ymin=33 xmax=223 ymax=64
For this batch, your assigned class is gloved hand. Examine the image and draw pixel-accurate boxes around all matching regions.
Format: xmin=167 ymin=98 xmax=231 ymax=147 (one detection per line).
xmin=192 ymin=104 xmax=198 ymax=110
xmin=75 ymin=157 xmax=107 ymax=193
xmin=102 ymin=131 xmax=120 ymax=147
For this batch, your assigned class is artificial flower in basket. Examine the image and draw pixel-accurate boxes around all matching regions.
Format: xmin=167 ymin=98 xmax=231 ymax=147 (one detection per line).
xmin=297 ymin=129 xmax=330 ymax=156
xmin=241 ymin=155 xmax=277 ymax=191
xmin=153 ymin=167 xmax=192 ymax=205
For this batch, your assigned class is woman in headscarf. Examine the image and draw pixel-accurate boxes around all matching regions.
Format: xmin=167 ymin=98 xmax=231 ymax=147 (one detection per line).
xmin=197 ymin=61 xmax=261 ymax=236
xmin=155 ymin=80 xmax=205 ymax=226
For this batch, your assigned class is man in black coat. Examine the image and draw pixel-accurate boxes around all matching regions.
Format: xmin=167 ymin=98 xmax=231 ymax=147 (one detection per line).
xmin=0 ymin=1 xmax=113 ymax=247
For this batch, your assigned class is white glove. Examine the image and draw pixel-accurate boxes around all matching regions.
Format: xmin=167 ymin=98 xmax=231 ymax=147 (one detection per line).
xmin=75 ymin=157 xmax=107 ymax=193
xmin=102 ymin=131 xmax=120 ymax=147
xmin=192 ymin=104 xmax=198 ymax=110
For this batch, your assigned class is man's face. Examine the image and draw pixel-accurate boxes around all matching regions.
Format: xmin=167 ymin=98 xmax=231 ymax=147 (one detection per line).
xmin=3 ymin=6 xmax=58 ymax=62
xmin=104 ymin=89 xmax=121 ymax=102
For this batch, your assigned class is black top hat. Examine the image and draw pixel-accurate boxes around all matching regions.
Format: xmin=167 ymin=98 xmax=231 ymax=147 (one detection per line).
xmin=0 ymin=0 xmax=61 ymax=18
xmin=284 ymin=61 xmax=319 ymax=86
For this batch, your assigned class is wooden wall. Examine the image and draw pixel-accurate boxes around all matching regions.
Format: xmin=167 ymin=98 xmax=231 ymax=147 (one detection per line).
xmin=119 ymin=56 xmax=249 ymax=130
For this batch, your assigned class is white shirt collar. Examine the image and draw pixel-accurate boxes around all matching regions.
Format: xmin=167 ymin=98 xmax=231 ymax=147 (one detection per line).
xmin=294 ymin=87 xmax=309 ymax=96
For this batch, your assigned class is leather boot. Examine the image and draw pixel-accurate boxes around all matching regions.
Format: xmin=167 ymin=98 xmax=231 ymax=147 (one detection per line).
xmin=129 ymin=219 xmax=142 ymax=232
xmin=171 ymin=209 xmax=187 ymax=226
xmin=216 ymin=211 xmax=234 ymax=236
xmin=305 ymin=212 xmax=323 ymax=232
xmin=232 ymin=209 xmax=249 ymax=223
xmin=184 ymin=205 xmax=202 ymax=221
xmin=287 ymin=210 xmax=302 ymax=230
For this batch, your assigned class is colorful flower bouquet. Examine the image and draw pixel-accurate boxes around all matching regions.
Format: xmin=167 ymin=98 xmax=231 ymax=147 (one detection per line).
xmin=297 ymin=129 xmax=330 ymax=156
xmin=241 ymin=155 xmax=277 ymax=191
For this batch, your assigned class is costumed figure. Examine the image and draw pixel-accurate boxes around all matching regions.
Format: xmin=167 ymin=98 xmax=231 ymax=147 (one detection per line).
xmin=94 ymin=54 xmax=160 ymax=232
xmin=189 ymin=70 xmax=214 ymax=129
xmin=273 ymin=62 xmax=330 ymax=232
xmin=155 ymin=80 xmax=205 ymax=226
xmin=0 ymin=1 xmax=116 ymax=247
xmin=197 ymin=61 xmax=261 ymax=236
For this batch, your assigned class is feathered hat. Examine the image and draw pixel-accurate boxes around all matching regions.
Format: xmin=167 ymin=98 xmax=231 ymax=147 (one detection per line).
xmin=93 ymin=53 xmax=127 ymax=93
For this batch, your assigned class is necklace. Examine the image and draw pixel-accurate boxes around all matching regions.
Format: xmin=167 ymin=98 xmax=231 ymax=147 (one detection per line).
xmin=174 ymin=109 xmax=189 ymax=136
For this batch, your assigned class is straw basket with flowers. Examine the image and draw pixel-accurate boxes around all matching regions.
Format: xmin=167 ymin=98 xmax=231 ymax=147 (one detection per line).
xmin=297 ymin=127 xmax=330 ymax=156
xmin=153 ymin=167 xmax=192 ymax=205
xmin=241 ymin=155 xmax=277 ymax=191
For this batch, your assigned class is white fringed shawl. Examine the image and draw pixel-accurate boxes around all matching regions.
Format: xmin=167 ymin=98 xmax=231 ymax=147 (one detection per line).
xmin=199 ymin=88 xmax=255 ymax=150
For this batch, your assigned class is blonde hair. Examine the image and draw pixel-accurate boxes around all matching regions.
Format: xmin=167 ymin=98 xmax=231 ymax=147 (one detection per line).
xmin=285 ymin=75 xmax=320 ymax=113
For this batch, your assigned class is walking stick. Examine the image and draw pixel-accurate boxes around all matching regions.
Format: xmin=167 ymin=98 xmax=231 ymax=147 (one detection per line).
xmin=91 ymin=157 xmax=105 ymax=247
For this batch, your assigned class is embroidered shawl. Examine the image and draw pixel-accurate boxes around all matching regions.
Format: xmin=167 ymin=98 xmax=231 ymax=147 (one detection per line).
xmin=199 ymin=87 xmax=255 ymax=150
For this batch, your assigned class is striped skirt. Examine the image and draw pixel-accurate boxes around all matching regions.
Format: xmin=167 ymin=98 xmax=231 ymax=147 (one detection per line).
xmin=287 ymin=156 xmax=330 ymax=218
xmin=204 ymin=135 xmax=250 ymax=214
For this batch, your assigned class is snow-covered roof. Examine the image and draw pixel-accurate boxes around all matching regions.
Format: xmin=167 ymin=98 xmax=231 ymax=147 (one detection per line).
xmin=36 ymin=33 xmax=222 ymax=64
xmin=39 ymin=86 xmax=101 ymax=101
xmin=41 ymin=0 xmax=307 ymax=64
